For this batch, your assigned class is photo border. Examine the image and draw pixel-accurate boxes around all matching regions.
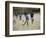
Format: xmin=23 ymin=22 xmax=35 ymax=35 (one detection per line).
xmin=5 ymin=1 xmax=45 ymax=37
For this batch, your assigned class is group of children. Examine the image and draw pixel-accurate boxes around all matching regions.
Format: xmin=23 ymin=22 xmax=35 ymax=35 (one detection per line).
xmin=14 ymin=13 xmax=34 ymax=26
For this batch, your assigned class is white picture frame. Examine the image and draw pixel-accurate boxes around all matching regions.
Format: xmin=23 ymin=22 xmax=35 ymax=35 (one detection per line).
xmin=5 ymin=1 xmax=45 ymax=37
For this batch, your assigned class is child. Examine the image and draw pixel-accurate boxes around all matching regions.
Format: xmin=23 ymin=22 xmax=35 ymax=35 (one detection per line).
xmin=30 ymin=13 xmax=34 ymax=24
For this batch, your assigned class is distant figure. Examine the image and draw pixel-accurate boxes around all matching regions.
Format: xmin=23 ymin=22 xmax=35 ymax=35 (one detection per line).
xmin=23 ymin=13 xmax=29 ymax=26
xmin=30 ymin=13 xmax=34 ymax=24
xmin=23 ymin=12 xmax=34 ymax=26
xmin=19 ymin=15 xmax=21 ymax=20
xmin=13 ymin=15 xmax=16 ymax=24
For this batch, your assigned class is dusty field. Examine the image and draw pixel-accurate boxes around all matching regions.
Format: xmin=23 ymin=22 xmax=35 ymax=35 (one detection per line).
xmin=13 ymin=13 xmax=40 ymax=31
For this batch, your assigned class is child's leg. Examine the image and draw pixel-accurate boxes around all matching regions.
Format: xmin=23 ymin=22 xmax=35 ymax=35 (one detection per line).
xmin=31 ymin=18 xmax=34 ymax=24
xmin=23 ymin=21 xmax=27 ymax=26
